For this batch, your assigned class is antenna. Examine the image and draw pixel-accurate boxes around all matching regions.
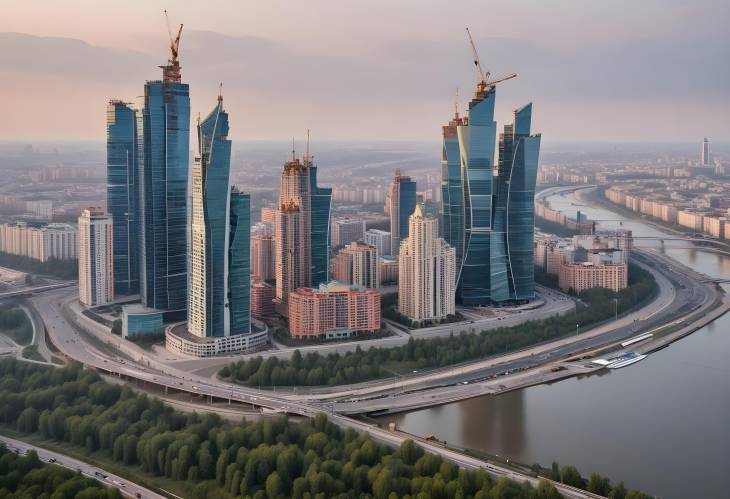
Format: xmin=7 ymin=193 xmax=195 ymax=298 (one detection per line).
xmin=218 ymin=82 xmax=223 ymax=102
xmin=454 ymin=88 xmax=460 ymax=120
xmin=305 ymin=129 xmax=311 ymax=164
xmin=291 ymin=137 xmax=296 ymax=162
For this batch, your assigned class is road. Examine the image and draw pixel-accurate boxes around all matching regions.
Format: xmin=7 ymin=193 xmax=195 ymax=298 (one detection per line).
xmin=29 ymin=290 xmax=606 ymax=499
xmin=0 ymin=434 xmax=165 ymax=499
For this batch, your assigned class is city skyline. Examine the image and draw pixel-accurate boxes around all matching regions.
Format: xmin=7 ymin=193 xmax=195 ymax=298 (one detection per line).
xmin=1 ymin=0 xmax=727 ymax=142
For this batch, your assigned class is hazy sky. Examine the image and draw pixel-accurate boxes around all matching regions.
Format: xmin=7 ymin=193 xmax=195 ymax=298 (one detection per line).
xmin=1 ymin=0 xmax=728 ymax=142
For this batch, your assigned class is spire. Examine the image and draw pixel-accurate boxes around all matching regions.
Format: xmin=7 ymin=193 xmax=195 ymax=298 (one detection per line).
xmin=218 ymin=82 xmax=223 ymax=103
xmin=413 ymin=203 xmax=424 ymax=218
xmin=304 ymin=129 xmax=311 ymax=164
xmin=454 ymin=88 xmax=460 ymax=120
xmin=291 ymin=137 xmax=296 ymax=163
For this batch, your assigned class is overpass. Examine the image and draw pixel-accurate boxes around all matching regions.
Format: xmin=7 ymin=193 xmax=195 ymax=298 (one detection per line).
xmin=0 ymin=281 xmax=74 ymax=300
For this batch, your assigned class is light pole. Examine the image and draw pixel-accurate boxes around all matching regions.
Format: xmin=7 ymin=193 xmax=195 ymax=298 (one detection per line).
xmin=576 ymin=323 xmax=579 ymax=336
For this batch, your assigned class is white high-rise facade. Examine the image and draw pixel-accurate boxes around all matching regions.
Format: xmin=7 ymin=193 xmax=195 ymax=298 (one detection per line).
xmin=398 ymin=204 xmax=455 ymax=322
xmin=365 ymin=228 xmax=392 ymax=257
xmin=78 ymin=207 xmax=114 ymax=307
xmin=331 ymin=217 xmax=366 ymax=247
xmin=332 ymin=241 xmax=380 ymax=289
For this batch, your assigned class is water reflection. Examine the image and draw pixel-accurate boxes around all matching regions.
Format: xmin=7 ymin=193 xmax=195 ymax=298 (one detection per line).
xmin=378 ymin=189 xmax=730 ymax=499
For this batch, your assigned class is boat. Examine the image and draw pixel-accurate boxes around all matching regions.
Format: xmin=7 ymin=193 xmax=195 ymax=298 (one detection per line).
xmin=607 ymin=352 xmax=647 ymax=369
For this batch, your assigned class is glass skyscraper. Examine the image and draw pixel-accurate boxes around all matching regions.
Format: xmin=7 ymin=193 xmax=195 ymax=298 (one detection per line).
xmin=309 ymin=163 xmax=332 ymax=287
xmin=138 ymin=47 xmax=190 ymax=315
xmin=441 ymin=84 xmax=541 ymax=305
xmin=188 ymin=96 xmax=250 ymax=338
xmin=106 ymin=100 xmax=139 ymax=296
xmin=387 ymin=172 xmax=417 ymax=256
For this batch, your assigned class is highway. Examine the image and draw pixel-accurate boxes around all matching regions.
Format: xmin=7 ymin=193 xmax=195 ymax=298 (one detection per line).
xmin=0 ymin=434 xmax=165 ymax=499
xmin=29 ymin=289 xmax=607 ymax=499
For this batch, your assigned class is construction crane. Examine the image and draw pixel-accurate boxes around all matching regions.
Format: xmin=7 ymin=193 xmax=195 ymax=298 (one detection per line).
xmin=164 ymin=10 xmax=183 ymax=65
xmin=465 ymin=27 xmax=517 ymax=93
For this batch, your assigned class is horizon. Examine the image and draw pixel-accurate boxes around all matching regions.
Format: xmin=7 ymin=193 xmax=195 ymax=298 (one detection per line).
xmin=1 ymin=0 xmax=728 ymax=142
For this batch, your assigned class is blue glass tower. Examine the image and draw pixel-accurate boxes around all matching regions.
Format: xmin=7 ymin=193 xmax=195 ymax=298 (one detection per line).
xmin=188 ymin=96 xmax=250 ymax=338
xmin=106 ymin=100 xmax=139 ymax=296
xmin=388 ymin=172 xmax=417 ymax=256
xmin=441 ymin=82 xmax=541 ymax=305
xmin=309 ymin=162 xmax=332 ymax=287
xmin=138 ymin=45 xmax=190 ymax=315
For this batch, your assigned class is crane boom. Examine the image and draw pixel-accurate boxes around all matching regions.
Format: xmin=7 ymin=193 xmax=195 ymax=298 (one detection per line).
xmin=465 ymin=27 xmax=488 ymax=84
xmin=484 ymin=73 xmax=517 ymax=87
xmin=164 ymin=10 xmax=184 ymax=63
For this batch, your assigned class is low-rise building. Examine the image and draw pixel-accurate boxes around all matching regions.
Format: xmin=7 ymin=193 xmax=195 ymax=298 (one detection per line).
xmin=558 ymin=261 xmax=628 ymax=294
xmin=288 ymin=282 xmax=380 ymax=339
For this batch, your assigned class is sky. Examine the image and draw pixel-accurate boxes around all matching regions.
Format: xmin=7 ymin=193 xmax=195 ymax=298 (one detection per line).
xmin=1 ymin=0 xmax=728 ymax=142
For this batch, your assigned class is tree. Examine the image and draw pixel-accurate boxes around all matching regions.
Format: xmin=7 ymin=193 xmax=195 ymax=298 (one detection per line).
xmin=587 ymin=472 xmax=611 ymax=495
xmin=266 ymin=471 xmax=284 ymax=498
xmin=559 ymin=465 xmax=584 ymax=488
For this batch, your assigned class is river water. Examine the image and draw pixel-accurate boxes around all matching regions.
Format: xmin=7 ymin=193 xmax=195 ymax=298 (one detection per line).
xmin=377 ymin=189 xmax=730 ymax=499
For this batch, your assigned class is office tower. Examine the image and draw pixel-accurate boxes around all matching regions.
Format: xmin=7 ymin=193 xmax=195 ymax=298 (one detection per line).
xmin=386 ymin=171 xmax=417 ymax=256
xmin=251 ymin=234 xmax=275 ymax=281
xmin=251 ymin=281 xmax=275 ymax=319
xmin=274 ymin=145 xmax=331 ymax=312
xmin=106 ymin=100 xmax=139 ymax=296
xmin=288 ymin=282 xmax=380 ymax=339
xmin=440 ymin=78 xmax=541 ymax=305
xmin=365 ymin=228 xmax=392 ymax=257
xmin=186 ymin=96 xmax=250 ymax=339
xmin=331 ymin=217 xmax=366 ymax=247
xmin=398 ymin=204 xmax=455 ymax=322
xmin=78 ymin=207 xmax=114 ymax=307
xmin=702 ymin=138 xmax=711 ymax=166
xmin=332 ymin=241 xmax=380 ymax=289
xmin=138 ymin=29 xmax=190 ymax=315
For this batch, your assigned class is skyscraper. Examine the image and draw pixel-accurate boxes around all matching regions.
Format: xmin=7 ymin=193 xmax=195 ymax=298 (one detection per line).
xmin=106 ymin=100 xmax=139 ymax=296
xmin=274 ymin=145 xmax=331 ymax=313
xmin=398 ymin=204 xmax=455 ymax=322
xmin=440 ymin=77 xmax=541 ymax=305
xmin=187 ymin=96 xmax=250 ymax=338
xmin=251 ymin=234 xmax=275 ymax=282
xmin=138 ymin=28 xmax=190 ymax=316
xmin=386 ymin=171 xmax=417 ymax=256
xmin=78 ymin=207 xmax=114 ymax=307
xmin=701 ymin=137 xmax=711 ymax=166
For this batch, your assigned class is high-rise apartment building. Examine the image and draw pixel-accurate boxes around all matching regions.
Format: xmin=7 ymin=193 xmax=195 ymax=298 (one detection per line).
xmin=186 ymin=97 xmax=250 ymax=339
xmin=78 ymin=208 xmax=114 ymax=307
xmin=106 ymin=100 xmax=139 ymax=296
xmin=332 ymin=241 xmax=379 ymax=289
xmin=274 ymin=147 xmax=331 ymax=313
xmin=138 ymin=32 xmax=190 ymax=316
xmin=386 ymin=171 xmax=417 ymax=256
xmin=331 ymin=217 xmax=366 ymax=247
xmin=365 ymin=228 xmax=391 ymax=257
xmin=251 ymin=234 xmax=275 ymax=282
xmin=398 ymin=204 xmax=455 ymax=322
xmin=701 ymin=137 xmax=712 ymax=166
xmin=440 ymin=78 xmax=541 ymax=305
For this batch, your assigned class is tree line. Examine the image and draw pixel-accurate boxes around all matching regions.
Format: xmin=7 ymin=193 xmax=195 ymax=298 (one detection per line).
xmin=0 ymin=359 xmax=573 ymax=499
xmin=0 ymin=444 xmax=121 ymax=499
xmin=0 ymin=306 xmax=33 ymax=346
xmin=222 ymin=264 xmax=657 ymax=388
xmin=0 ymin=252 xmax=78 ymax=280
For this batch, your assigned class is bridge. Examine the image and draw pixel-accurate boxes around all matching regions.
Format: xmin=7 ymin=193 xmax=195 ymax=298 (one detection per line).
xmin=0 ymin=281 xmax=74 ymax=300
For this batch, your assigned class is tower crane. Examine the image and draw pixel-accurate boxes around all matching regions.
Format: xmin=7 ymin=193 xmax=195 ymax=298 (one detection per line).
xmin=465 ymin=27 xmax=517 ymax=93
xmin=164 ymin=10 xmax=183 ymax=65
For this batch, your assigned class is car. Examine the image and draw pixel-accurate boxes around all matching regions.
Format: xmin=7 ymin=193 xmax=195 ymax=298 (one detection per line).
xmin=48 ymin=458 xmax=56 ymax=463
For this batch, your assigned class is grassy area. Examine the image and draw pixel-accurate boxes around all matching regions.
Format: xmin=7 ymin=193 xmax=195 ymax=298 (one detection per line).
xmin=21 ymin=345 xmax=44 ymax=362
xmin=0 ymin=306 xmax=33 ymax=346
xmin=0 ymin=427 xmax=185 ymax=499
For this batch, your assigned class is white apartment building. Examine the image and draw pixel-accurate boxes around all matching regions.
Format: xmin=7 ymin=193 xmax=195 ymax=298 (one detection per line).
xmin=364 ymin=228 xmax=392 ymax=257
xmin=398 ymin=204 xmax=455 ymax=322
xmin=331 ymin=217 xmax=366 ymax=247
xmin=0 ymin=222 xmax=77 ymax=262
xmin=331 ymin=241 xmax=380 ymax=289
xmin=78 ymin=208 xmax=114 ymax=307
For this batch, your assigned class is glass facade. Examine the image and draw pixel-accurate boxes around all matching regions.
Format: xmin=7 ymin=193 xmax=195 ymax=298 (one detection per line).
xmin=309 ymin=164 xmax=332 ymax=287
xmin=188 ymin=99 xmax=251 ymax=338
xmin=389 ymin=174 xmax=417 ymax=256
xmin=228 ymin=190 xmax=250 ymax=335
xmin=106 ymin=101 xmax=139 ymax=296
xmin=139 ymin=78 xmax=190 ymax=312
xmin=441 ymin=87 xmax=541 ymax=305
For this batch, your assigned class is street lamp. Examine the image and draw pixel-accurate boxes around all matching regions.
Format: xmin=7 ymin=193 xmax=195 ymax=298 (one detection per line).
xmin=576 ymin=323 xmax=579 ymax=336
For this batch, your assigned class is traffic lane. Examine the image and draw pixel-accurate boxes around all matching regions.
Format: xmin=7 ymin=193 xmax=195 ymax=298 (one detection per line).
xmin=0 ymin=434 xmax=165 ymax=499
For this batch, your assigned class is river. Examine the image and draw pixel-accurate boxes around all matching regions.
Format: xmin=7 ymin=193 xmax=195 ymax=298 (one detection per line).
xmin=376 ymin=188 xmax=730 ymax=499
